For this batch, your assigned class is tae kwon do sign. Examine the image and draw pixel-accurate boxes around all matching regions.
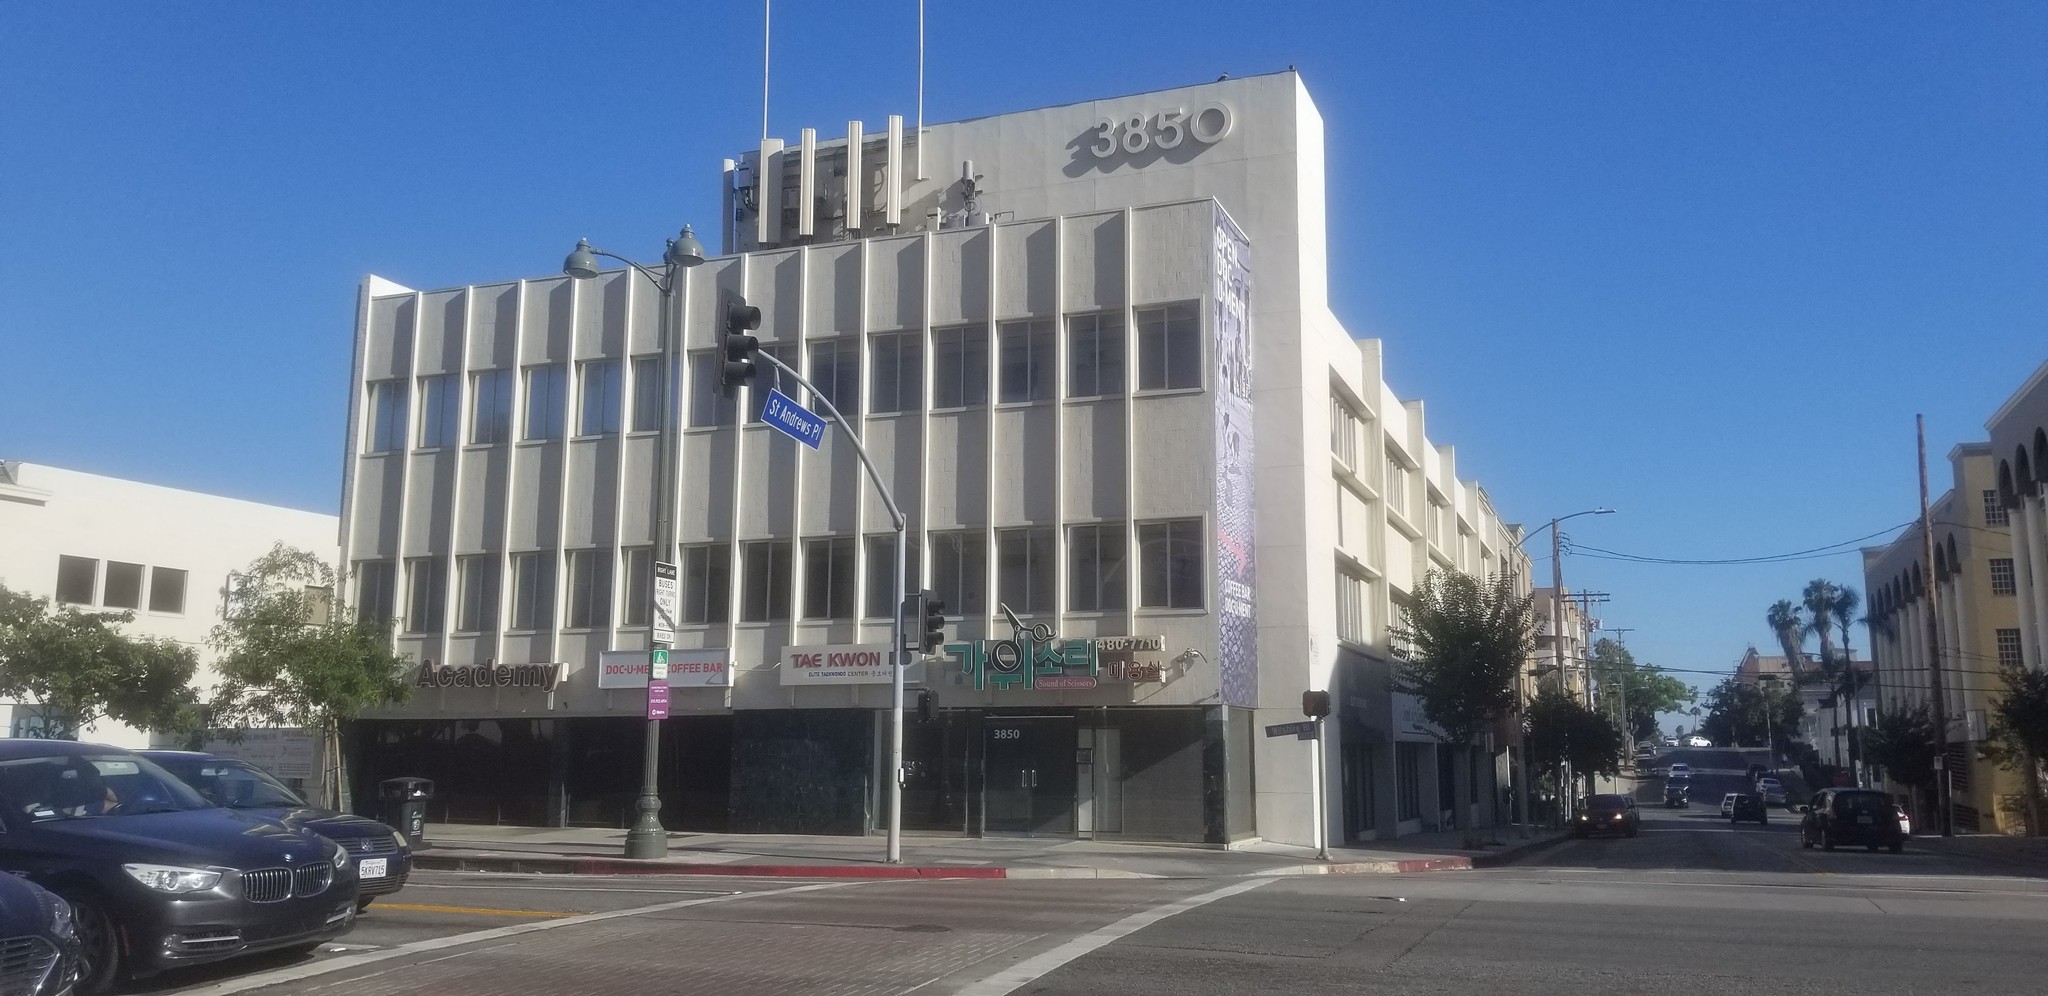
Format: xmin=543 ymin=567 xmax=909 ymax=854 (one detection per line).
xmin=415 ymin=660 xmax=562 ymax=690
xmin=780 ymin=643 xmax=893 ymax=686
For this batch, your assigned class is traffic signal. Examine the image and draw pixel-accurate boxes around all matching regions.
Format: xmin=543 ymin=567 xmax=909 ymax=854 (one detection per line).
xmin=919 ymin=589 xmax=946 ymax=653
xmin=1302 ymin=690 xmax=1332 ymax=719
xmin=917 ymin=688 xmax=933 ymax=723
xmin=720 ymin=301 xmax=763 ymax=396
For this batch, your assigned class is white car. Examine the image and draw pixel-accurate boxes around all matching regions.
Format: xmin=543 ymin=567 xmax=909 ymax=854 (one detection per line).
xmin=1721 ymin=792 xmax=1741 ymax=816
xmin=1756 ymin=777 xmax=1786 ymax=805
xmin=1686 ymin=735 xmax=1713 ymax=748
xmin=1663 ymin=736 xmax=1679 ymax=747
xmin=1898 ymin=805 xmax=1913 ymax=836
xmin=1668 ymin=763 xmax=1692 ymax=779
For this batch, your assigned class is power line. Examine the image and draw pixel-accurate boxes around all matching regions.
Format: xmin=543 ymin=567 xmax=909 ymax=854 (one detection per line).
xmin=1567 ymin=521 xmax=1914 ymax=566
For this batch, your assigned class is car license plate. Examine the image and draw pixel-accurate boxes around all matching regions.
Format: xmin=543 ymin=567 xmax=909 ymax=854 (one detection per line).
xmin=360 ymin=858 xmax=388 ymax=879
xmin=1857 ymin=815 xmax=1873 ymax=825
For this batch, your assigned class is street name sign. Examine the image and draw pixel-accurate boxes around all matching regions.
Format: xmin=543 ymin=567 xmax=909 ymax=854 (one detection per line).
xmin=761 ymin=389 xmax=826 ymax=449
xmin=1265 ymin=721 xmax=1317 ymax=739
xmin=652 ymin=561 xmax=678 ymax=646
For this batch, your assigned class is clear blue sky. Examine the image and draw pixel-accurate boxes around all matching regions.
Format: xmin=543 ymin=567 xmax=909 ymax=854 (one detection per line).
xmin=5 ymin=3 xmax=2044 ymax=705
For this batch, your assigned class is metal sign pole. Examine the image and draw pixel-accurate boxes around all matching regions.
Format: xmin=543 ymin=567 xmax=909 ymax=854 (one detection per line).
xmin=1314 ymin=716 xmax=1330 ymax=861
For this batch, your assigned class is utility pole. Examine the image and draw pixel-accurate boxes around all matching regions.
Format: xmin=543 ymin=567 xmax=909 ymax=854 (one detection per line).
xmin=1552 ymin=523 xmax=1576 ymax=705
xmin=1918 ymin=415 xmax=1953 ymax=837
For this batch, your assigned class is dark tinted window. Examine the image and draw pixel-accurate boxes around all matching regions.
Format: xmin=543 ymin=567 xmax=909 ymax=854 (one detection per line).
xmin=0 ymin=753 xmax=209 ymax=820
xmin=157 ymin=756 xmax=305 ymax=808
xmin=1832 ymin=792 xmax=1893 ymax=819
xmin=1588 ymin=794 xmax=1630 ymax=810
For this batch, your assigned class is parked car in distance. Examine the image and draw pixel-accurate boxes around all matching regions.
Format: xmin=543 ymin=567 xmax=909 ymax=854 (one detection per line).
xmin=1800 ymin=789 xmax=1906 ymax=853
xmin=141 ymin=751 xmax=411 ymax=911
xmin=1721 ymin=792 xmax=1741 ymax=816
xmin=1686 ymin=735 xmax=1713 ymax=748
xmin=0 ymin=863 xmax=82 ymax=996
xmin=1730 ymin=793 xmax=1769 ymax=825
xmin=1663 ymin=736 xmax=1679 ymax=747
xmin=1573 ymin=794 xmax=1640 ymax=838
xmin=1667 ymin=763 xmax=1692 ymax=779
xmin=1756 ymin=777 xmax=1787 ymax=806
xmin=0 ymin=740 xmax=359 ymax=993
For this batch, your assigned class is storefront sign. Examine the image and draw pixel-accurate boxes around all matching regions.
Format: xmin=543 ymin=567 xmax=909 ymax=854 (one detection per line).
xmin=597 ymin=649 xmax=730 ymax=689
xmin=414 ymin=660 xmax=561 ymax=690
xmin=781 ymin=643 xmax=894 ymax=685
xmin=945 ymin=635 xmax=1175 ymax=691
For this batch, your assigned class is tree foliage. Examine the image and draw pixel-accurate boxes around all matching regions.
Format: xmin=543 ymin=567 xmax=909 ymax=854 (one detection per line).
xmin=1700 ymin=677 xmax=1802 ymax=750
xmin=209 ymin=545 xmax=414 ymax=806
xmin=1766 ymin=600 xmax=1809 ymax=683
xmin=1983 ymin=661 xmax=2048 ymax=777
xmin=0 ymin=583 xmax=199 ymax=740
xmin=1586 ymin=638 xmax=1695 ymax=742
xmin=1527 ymin=687 xmax=1626 ymax=787
xmin=1391 ymin=570 xmax=1536 ymax=746
xmin=1863 ymin=703 xmax=1941 ymax=789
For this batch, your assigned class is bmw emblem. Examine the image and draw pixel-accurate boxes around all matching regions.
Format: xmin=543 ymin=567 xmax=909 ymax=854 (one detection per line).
xmin=283 ymin=853 xmax=296 ymax=863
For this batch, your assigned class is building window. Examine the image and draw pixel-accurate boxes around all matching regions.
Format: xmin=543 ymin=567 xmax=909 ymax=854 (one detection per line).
xmin=932 ymin=326 xmax=989 ymax=408
xmin=1986 ymin=490 xmax=2010 ymax=528
xmin=998 ymin=319 xmax=1056 ymax=403
xmin=1135 ymin=302 xmax=1200 ymax=391
xmin=1427 ymin=499 xmax=1445 ymax=547
xmin=1067 ymin=311 xmax=1126 ymax=398
xmin=740 ymin=541 xmax=792 ymax=622
xmin=418 ymin=374 xmax=459 ymax=449
xmin=578 ymin=359 xmax=623 ymax=437
xmin=366 ymin=379 xmax=408 ymax=453
xmin=510 ymin=552 xmax=556 ymax=630
xmin=54 ymin=555 xmax=96 ymax=605
xmin=1396 ymin=742 xmax=1423 ymax=822
xmin=869 ymin=332 xmax=923 ymax=414
xmin=1337 ymin=569 xmax=1369 ymax=644
xmin=1138 ymin=519 xmax=1203 ymax=609
xmin=455 ymin=556 xmax=500 ymax=633
xmin=101 ymin=561 xmax=144 ymax=610
xmin=1991 ymin=558 xmax=2017 ymax=596
xmin=996 ymin=527 xmax=1056 ymax=615
xmin=1385 ymin=456 xmax=1409 ymax=517
xmin=356 ymin=561 xmax=397 ymax=624
xmin=631 ymin=357 xmax=666 ymax=432
xmin=807 ymin=338 xmax=860 ymax=417
xmin=1997 ymin=628 xmax=2024 ymax=668
xmin=681 ymin=544 xmax=731 ymax=624
xmin=1331 ymin=397 xmax=1360 ymax=471
xmin=148 ymin=566 xmax=187 ymax=614
xmin=621 ymin=547 xmax=652 ymax=626
xmin=803 ymin=537 xmax=857 ymax=620
xmin=523 ymin=364 xmax=568 ymax=440
xmin=745 ymin=345 xmax=790 ymax=424
xmin=471 ymin=369 xmax=516 ymax=445
xmin=1068 ymin=523 xmax=1127 ymax=612
xmin=864 ymin=535 xmax=924 ymax=619
xmin=687 ymin=352 xmax=737 ymax=427
xmin=404 ymin=557 xmax=447 ymax=634
xmin=565 ymin=549 xmax=613 ymax=628
xmin=928 ymin=531 xmax=987 ymax=618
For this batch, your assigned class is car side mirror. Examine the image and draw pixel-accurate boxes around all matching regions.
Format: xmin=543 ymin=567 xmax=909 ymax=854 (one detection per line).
xmin=1797 ymin=805 xmax=1810 ymax=814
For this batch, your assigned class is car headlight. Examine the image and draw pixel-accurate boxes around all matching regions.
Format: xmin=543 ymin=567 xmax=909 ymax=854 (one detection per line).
xmin=390 ymin=828 xmax=409 ymax=852
xmin=329 ymin=840 xmax=351 ymax=870
xmin=123 ymin=864 xmax=222 ymax=894
xmin=47 ymin=897 xmax=72 ymax=939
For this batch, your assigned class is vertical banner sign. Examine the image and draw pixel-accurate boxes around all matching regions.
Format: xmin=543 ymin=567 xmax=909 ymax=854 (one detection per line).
xmin=646 ymin=681 xmax=670 ymax=720
xmin=652 ymin=561 xmax=678 ymax=646
xmin=1213 ymin=206 xmax=1258 ymax=708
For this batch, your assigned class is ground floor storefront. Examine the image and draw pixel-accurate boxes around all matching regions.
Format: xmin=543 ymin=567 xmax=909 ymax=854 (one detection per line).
xmin=347 ymin=704 xmax=1254 ymax=844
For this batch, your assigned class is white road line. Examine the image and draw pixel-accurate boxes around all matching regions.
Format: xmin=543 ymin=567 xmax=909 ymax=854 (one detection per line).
xmin=174 ymin=880 xmax=859 ymax=996
xmin=951 ymin=877 xmax=1273 ymax=996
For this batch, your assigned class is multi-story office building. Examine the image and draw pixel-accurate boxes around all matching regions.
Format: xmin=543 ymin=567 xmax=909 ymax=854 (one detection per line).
xmin=1864 ymin=442 xmax=2026 ymax=832
xmin=339 ymin=72 xmax=1529 ymax=846
xmin=1533 ymin=588 xmax=1596 ymax=702
xmin=0 ymin=461 xmax=338 ymax=761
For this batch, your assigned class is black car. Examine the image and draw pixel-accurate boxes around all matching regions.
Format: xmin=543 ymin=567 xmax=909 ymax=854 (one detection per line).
xmin=1664 ymin=784 xmax=1690 ymax=808
xmin=0 ymin=865 xmax=82 ymax=996
xmin=0 ymin=740 xmax=359 ymax=993
xmin=141 ymin=751 xmax=410 ymax=911
xmin=1572 ymin=794 xmax=1640 ymax=837
xmin=1729 ymin=793 xmax=1769 ymax=825
xmin=1801 ymin=788 xmax=1906 ymax=853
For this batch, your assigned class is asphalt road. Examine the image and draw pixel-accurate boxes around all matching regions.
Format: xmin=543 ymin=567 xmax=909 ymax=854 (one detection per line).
xmin=137 ymin=754 xmax=2048 ymax=996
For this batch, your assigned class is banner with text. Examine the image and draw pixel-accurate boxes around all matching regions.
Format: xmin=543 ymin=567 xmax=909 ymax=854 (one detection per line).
xmin=780 ymin=643 xmax=894 ymax=686
xmin=597 ymin=649 xmax=731 ymax=689
xmin=1213 ymin=205 xmax=1259 ymax=708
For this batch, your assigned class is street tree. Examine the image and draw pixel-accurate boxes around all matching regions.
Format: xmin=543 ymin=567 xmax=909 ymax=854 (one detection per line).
xmin=0 ymin=582 xmax=200 ymax=740
xmin=1392 ymin=569 xmax=1536 ymax=848
xmin=1526 ymin=687 xmax=1626 ymax=798
xmin=1700 ymin=678 xmax=1803 ymax=753
xmin=208 ymin=545 xmax=413 ymax=810
xmin=1983 ymin=660 xmax=2048 ymax=836
xmin=1766 ymin=600 xmax=1808 ymax=682
xmin=1586 ymin=638 xmax=1694 ymax=742
xmin=1802 ymin=579 xmax=1853 ymax=671
xmin=1864 ymin=703 xmax=1940 ymax=817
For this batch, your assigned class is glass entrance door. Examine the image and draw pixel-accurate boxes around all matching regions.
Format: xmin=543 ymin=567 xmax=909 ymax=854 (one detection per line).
xmin=982 ymin=716 xmax=1077 ymax=835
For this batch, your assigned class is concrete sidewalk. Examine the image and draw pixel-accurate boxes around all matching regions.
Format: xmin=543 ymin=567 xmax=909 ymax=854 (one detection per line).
xmin=1912 ymin=832 xmax=2048 ymax=871
xmin=413 ymin=822 xmax=1570 ymax=879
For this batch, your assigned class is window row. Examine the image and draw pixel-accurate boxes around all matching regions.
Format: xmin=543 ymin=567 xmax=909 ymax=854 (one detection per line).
xmin=53 ymin=555 xmax=188 ymax=614
xmin=359 ymin=519 xmax=1206 ymax=633
xmin=362 ymin=304 xmax=1202 ymax=453
xmin=1985 ymin=489 xmax=2009 ymax=528
xmin=1991 ymin=557 xmax=2017 ymax=596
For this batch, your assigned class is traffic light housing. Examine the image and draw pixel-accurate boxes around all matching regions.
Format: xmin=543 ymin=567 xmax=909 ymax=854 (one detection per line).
xmin=720 ymin=301 xmax=763 ymax=397
xmin=919 ymin=589 xmax=946 ymax=653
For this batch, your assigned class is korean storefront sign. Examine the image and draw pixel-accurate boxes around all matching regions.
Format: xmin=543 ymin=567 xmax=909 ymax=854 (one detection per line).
xmin=947 ymin=635 xmax=1169 ymax=692
xmin=414 ymin=660 xmax=561 ymax=690
xmin=780 ymin=643 xmax=894 ymax=686
xmin=596 ymin=649 xmax=730 ymax=689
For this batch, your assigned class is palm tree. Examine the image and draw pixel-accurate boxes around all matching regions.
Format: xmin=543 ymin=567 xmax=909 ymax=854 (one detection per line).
xmin=1829 ymin=586 xmax=1861 ymax=650
xmin=1803 ymin=579 xmax=1843 ymax=671
xmin=1766 ymin=599 xmax=1808 ymax=682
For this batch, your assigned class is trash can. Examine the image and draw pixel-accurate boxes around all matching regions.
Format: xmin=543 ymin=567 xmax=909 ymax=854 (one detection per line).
xmin=378 ymin=777 xmax=435 ymax=850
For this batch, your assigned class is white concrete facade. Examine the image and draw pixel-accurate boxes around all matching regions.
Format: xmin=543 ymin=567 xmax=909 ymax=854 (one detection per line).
xmin=341 ymin=73 xmax=1529 ymax=844
xmin=0 ymin=461 xmax=339 ymax=747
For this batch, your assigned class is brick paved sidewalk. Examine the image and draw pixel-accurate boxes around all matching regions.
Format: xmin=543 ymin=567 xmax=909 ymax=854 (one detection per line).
xmin=412 ymin=822 xmax=1569 ymax=879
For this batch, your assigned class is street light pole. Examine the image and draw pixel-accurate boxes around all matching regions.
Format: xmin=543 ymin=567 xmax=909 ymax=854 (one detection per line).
xmin=563 ymin=229 xmax=706 ymax=860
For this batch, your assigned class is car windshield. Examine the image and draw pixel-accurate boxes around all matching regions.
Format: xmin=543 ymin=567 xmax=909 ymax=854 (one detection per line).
xmin=156 ymin=757 xmax=306 ymax=809
xmin=1587 ymin=795 xmax=1630 ymax=811
xmin=0 ymin=753 xmax=211 ymax=821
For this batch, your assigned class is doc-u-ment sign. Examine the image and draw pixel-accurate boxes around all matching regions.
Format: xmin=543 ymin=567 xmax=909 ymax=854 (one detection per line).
xmin=597 ymin=649 xmax=730 ymax=688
